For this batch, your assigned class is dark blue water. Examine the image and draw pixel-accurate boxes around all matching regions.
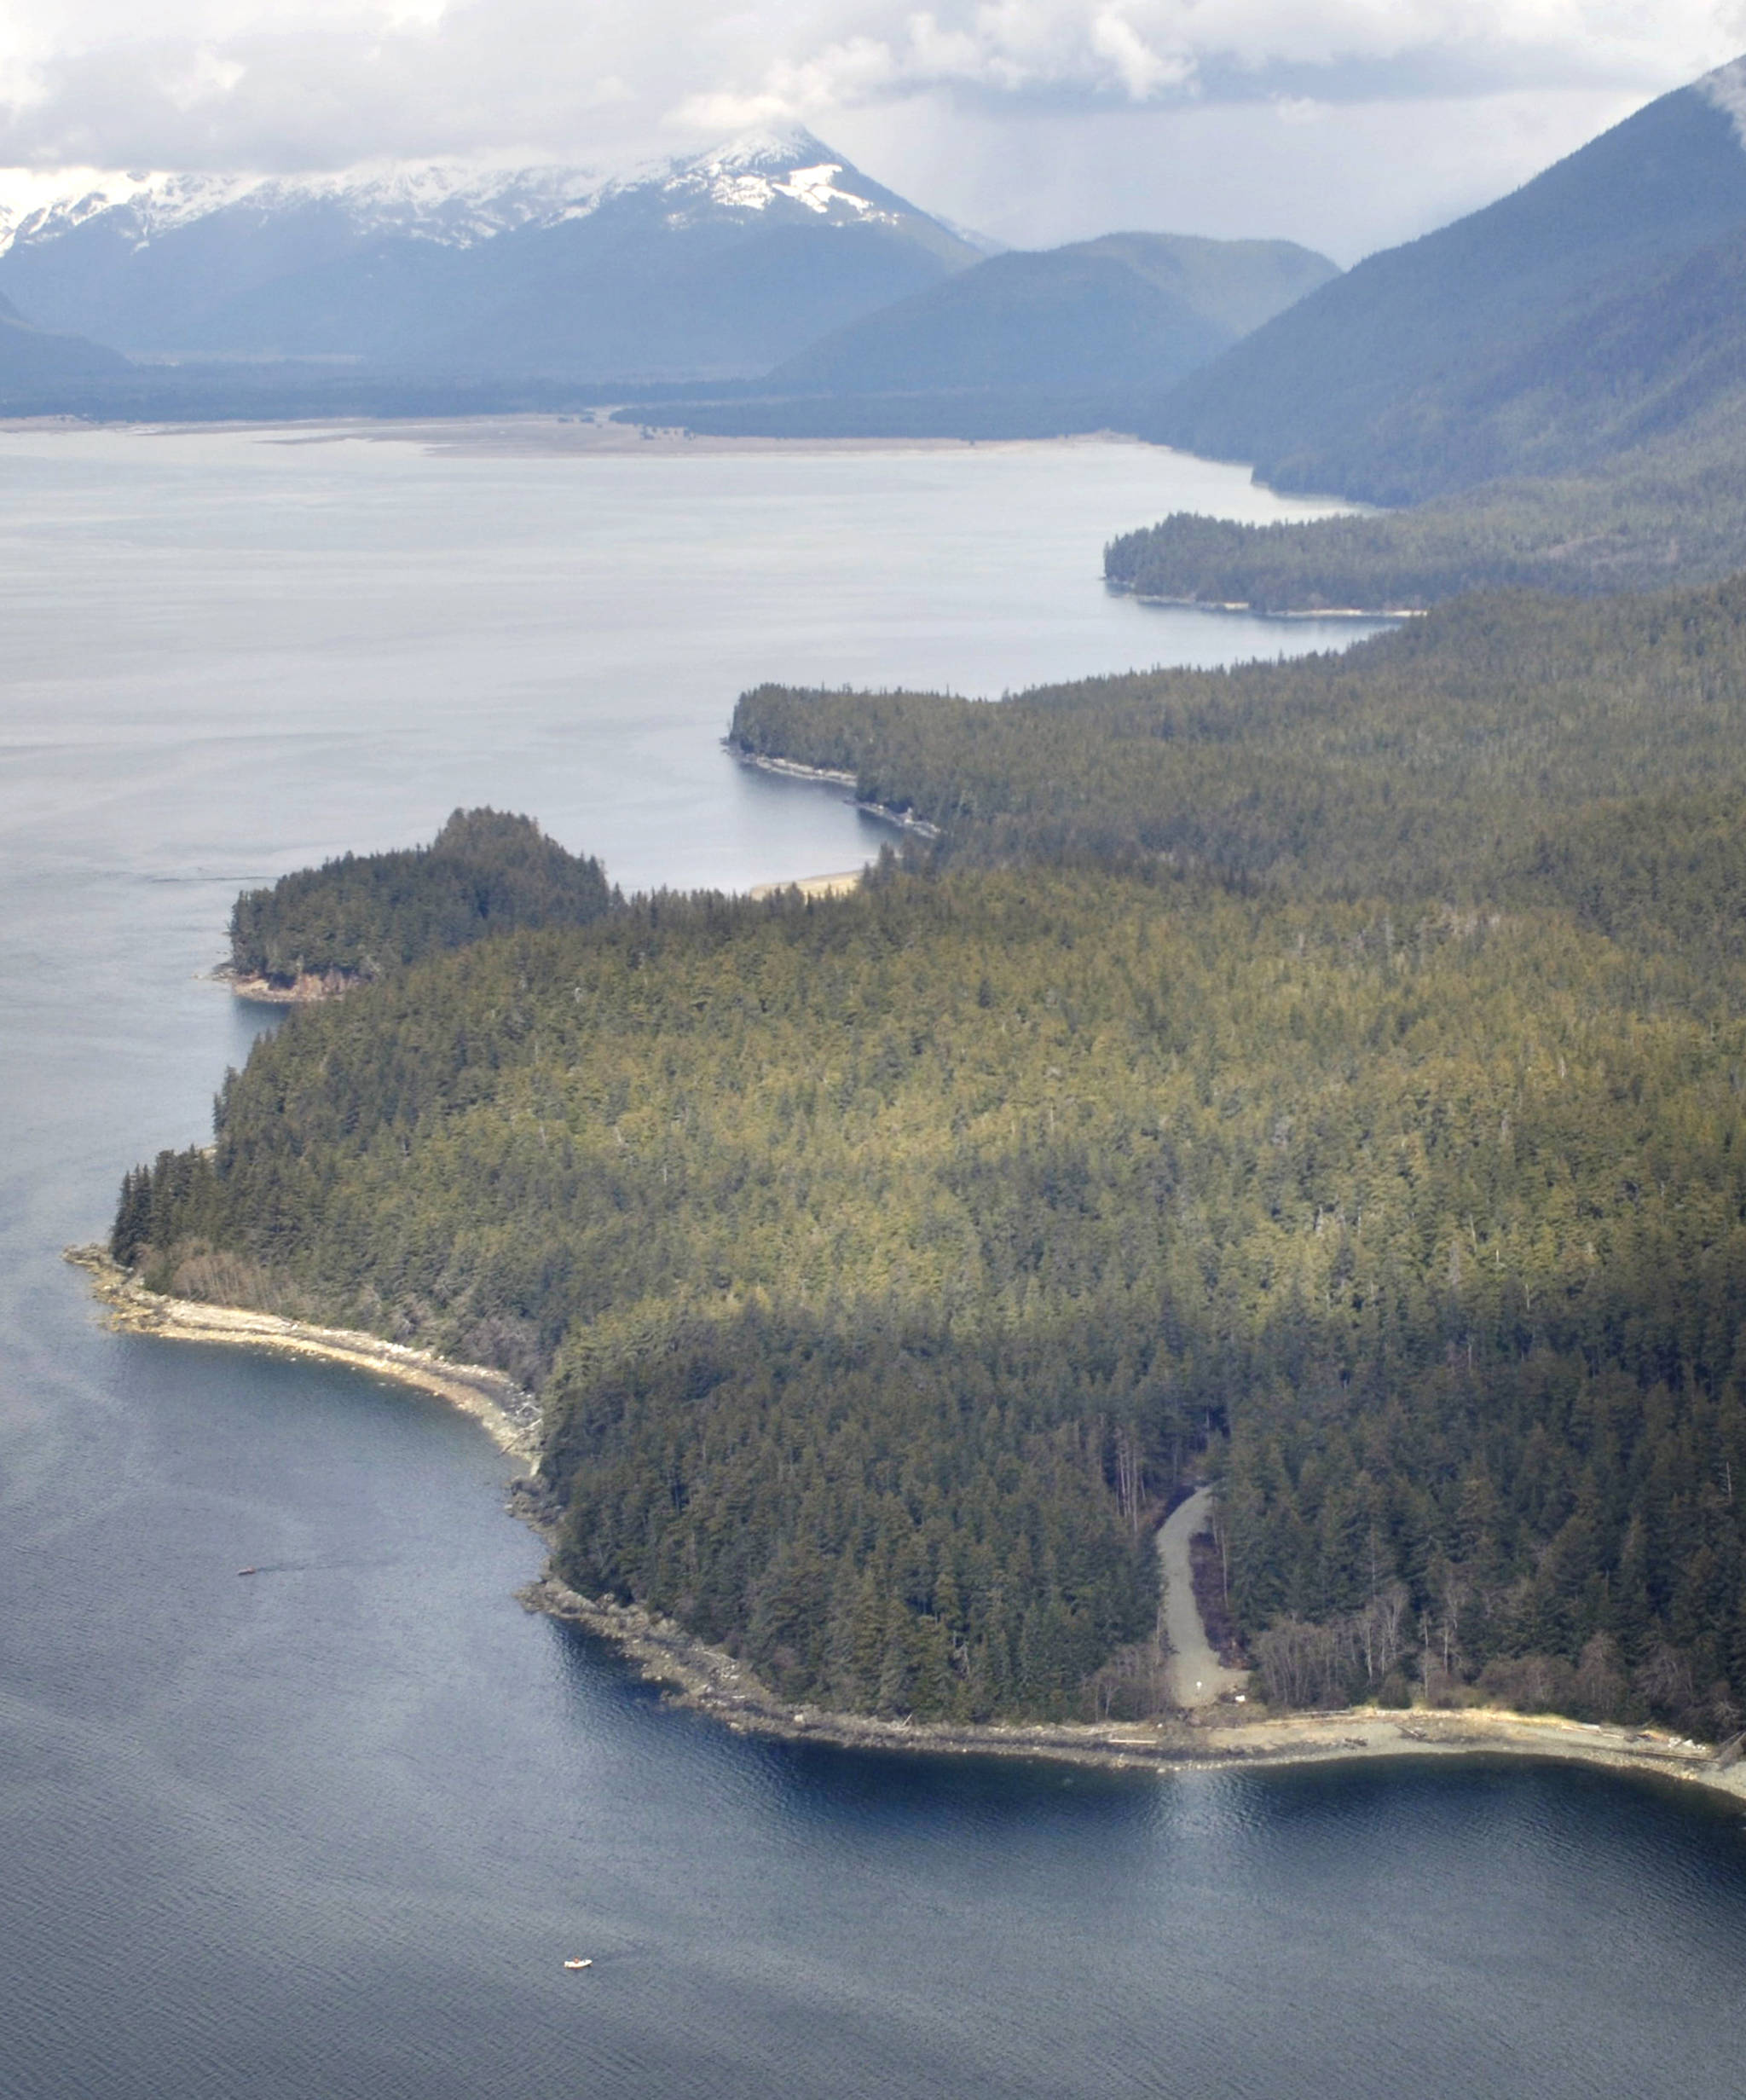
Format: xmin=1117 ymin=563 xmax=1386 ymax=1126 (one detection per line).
xmin=2 ymin=430 xmax=1743 ymax=2099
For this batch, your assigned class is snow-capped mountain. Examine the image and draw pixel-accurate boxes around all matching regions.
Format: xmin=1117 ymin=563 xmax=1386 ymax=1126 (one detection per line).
xmin=0 ymin=133 xmax=979 ymax=380
xmin=0 ymin=164 xmax=610 ymax=257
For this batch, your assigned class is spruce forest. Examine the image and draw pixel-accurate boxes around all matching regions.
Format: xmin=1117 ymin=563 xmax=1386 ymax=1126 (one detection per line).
xmin=228 ymin=807 xmax=615 ymax=988
xmin=118 ymin=576 xmax=1746 ymax=1738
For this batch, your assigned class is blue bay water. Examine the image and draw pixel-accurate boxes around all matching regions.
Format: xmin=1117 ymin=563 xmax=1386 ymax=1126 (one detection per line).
xmin=1 ymin=426 xmax=1742 ymax=2099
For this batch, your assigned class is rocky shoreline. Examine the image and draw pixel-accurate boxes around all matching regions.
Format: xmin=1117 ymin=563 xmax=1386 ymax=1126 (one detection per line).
xmin=211 ymin=963 xmax=362 ymax=1004
xmin=729 ymin=745 xmax=943 ymax=839
xmin=70 ymin=1248 xmax=1746 ymax=1804
xmin=1103 ymin=577 xmax=1425 ymax=622
xmin=516 ymin=1558 xmax=1746 ymax=1799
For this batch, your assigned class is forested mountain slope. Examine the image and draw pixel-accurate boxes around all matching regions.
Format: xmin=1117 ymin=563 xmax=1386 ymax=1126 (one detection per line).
xmin=1103 ymin=433 xmax=1746 ymax=614
xmin=116 ymin=576 xmax=1746 ymax=1735
xmin=1148 ymin=60 xmax=1746 ymax=503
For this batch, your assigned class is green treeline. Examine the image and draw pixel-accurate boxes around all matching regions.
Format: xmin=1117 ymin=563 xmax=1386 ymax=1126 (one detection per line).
xmin=228 ymin=807 xmax=615 ymax=986
xmin=113 ymin=570 xmax=1746 ymax=1734
xmin=731 ymin=576 xmax=1746 ymax=971
xmin=1103 ymin=443 xmax=1746 ymax=615
xmin=121 ymin=859 xmax=1746 ymax=1733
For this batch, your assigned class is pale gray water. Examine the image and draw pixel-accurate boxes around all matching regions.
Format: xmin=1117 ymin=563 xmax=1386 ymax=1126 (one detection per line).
xmin=2 ymin=428 xmax=1742 ymax=2100
xmin=0 ymin=425 xmax=1377 ymax=898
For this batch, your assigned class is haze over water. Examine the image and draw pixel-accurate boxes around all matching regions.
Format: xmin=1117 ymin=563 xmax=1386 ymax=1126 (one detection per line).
xmin=2 ymin=427 xmax=1743 ymax=2100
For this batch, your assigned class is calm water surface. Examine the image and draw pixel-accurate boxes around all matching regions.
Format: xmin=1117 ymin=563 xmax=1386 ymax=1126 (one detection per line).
xmin=2 ymin=428 xmax=1743 ymax=2099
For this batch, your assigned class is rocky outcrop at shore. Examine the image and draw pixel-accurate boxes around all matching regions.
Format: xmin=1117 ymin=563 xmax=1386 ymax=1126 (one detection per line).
xmin=729 ymin=746 xmax=943 ymax=839
xmin=515 ymin=1561 xmax=1746 ymax=1801
xmin=215 ymin=964 xmax=364 ymax=1004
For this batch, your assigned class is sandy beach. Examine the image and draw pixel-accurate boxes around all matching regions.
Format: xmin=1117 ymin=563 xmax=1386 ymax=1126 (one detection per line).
xmin=67 ymin=1248 xmax=539 ymax=1462
xmin=747 ymin=868 xmax=865 ymax=900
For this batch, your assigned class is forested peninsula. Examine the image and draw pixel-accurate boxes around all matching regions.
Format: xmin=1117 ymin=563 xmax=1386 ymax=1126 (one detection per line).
xmin=1104 ymin=437 xmax=1746 ymax=616
xmin=101 ymin=569 xmax=1746 ymax=1752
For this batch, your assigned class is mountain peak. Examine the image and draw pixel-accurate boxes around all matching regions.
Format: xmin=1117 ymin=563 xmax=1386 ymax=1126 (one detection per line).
xmin=0 ymin=131 xmax=980 ymax=376
xmin=683 ymin=126 xmax=832 ymax=171
xmin=650 ymin=131 xmax=911 ymax=229
xmin=0 ymin=160 xmax=627 ymax=257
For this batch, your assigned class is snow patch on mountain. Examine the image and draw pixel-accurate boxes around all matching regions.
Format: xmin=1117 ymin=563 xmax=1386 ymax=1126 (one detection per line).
xmin=0 ymin=130 xmax=910 ymax=258
xmin=0 ymin=162 xmax=612 ymax=257
xmin=664 ymin=133 xmax=894 ymax=223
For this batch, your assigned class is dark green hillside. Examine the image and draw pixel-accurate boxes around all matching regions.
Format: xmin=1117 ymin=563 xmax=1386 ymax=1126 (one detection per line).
xmin=731 ymin=574 xmax=1746 ymax=949
xmin=1148 ymin=65 xmax=1746 ymax=502
xmin=119 ymin=865 xmax=1746 ymax=1734
xmin=228 ymin=807 xmax=615 ymax=988
xmin=1314 ymin=220 xmax=1746 ymax=500
xmin=1103 ymin=435 xmax=1746 ymax=613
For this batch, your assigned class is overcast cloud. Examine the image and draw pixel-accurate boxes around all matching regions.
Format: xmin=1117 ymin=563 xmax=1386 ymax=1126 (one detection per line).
xmin=2 ymin=1 xmax=1743 ymax=257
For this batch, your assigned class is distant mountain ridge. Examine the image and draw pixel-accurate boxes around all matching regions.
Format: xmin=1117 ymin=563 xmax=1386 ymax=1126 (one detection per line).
xmin=1148 ymin=57 xmax=1746 ymax=501
xmin=770 ymin=233 xmax=1338 ymax=397
xmin=0 ymin=132 xmax=980 ymax=381
xmin=0 ymin=136 xmax=939 ymax=259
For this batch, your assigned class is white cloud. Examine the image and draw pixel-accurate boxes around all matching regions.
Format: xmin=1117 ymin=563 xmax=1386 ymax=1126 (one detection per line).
xmin=0 ymin=1 xmax=1738 ymax=251
xmin=828 ymin=81 xmax=1653 ymax=262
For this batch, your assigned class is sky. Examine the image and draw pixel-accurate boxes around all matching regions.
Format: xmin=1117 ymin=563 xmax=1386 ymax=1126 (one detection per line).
xmin=2 ymin=3 xmax=1744 ymax=262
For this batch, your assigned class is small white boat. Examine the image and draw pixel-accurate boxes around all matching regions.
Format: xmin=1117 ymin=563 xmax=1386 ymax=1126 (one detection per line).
xmin=564 ymin=1958 xmax=593 ymax=1971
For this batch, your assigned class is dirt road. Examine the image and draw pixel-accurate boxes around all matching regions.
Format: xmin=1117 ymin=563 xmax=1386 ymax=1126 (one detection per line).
xmin=1158 ymin=1487 xmax=1248 ymax=1709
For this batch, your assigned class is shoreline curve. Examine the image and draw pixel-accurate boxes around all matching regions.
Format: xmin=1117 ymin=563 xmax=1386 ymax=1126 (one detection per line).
xmin=68 ymin=1248 xmax=1746 ymax=1802
xmin=518 ymin=1561 xmax=1746 ymax=1802
xmin=66 ymin=1247 xmax=539 ymax=1461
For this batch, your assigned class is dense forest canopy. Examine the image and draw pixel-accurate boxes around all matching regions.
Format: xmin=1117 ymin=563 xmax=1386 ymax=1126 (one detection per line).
xmin=228 ymin=807 xmax=615 ymax=987
xmin=1104 ymin=434 xmax=1746 ymax=616
xmin=732 ymin=575 xmax=1746 ymax=975
xmin=117 ymin=571 xmax=1746 ymax=1738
